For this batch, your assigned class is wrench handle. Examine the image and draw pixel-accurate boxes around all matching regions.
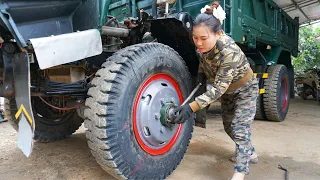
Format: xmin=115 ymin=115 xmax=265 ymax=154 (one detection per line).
xmin=181 ymin=83 xmax=202 ymax=106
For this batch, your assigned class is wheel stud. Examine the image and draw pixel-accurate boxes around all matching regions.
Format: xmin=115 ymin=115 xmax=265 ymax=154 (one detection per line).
xmin=155 ymin=113 xmax=160 ymax=120
xmin=160 ymin=127 xmax=165 ymax=133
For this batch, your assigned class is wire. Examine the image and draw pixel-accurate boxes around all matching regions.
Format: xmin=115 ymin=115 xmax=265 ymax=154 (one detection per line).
xmin=39 ymin=96 xmax=82 ymax=111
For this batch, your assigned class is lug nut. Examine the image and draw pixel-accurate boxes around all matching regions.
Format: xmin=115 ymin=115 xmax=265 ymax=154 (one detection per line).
xmin=160 ymin=127 xmax=165 ymax=133
xmin=155 ymin=113 xmax=160 ymax=120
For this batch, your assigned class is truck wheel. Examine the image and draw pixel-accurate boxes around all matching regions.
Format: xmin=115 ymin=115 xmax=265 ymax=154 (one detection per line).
xmin=4 ymin=97 xmax=84 ymax=142
xmin=263 ymin=65 xmax=290 ymax=122
xmin=254 ymin=95 xmax=266 ymax=120
xmin=84 ymin=43 xmax=193 ymax=180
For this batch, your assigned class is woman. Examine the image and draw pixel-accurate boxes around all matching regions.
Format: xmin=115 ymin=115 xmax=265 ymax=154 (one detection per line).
xmin=174 ymin=4 xmax=259 ymax=180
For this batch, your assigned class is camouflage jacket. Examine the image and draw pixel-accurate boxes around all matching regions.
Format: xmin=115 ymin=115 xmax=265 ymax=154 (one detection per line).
xmin=195 ymin=33 xmax=251 ymax=109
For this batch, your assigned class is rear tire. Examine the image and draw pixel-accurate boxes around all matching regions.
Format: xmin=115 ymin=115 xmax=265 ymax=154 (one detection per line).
xmin=4 ymin=98 xmax=84 ymax=142
xmin=254 ymin=95 xmax=266 ymax=120
xmin=84 ymin=43 xmax=193 ymax=180
xmin=263 ymin=65 xmax=290 ymax=122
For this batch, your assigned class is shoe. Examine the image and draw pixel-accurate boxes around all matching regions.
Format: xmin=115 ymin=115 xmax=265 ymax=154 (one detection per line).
xmin=230 ymin=152 xmax=258 ymax=164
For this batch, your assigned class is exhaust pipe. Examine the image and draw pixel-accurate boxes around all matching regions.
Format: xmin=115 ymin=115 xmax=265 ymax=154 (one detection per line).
xmin=101 ymin=26 xmax=130 ymax=37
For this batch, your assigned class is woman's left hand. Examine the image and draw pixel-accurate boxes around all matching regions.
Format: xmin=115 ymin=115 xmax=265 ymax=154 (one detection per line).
xmin=173 ymin=104 xmax=194 ymax=124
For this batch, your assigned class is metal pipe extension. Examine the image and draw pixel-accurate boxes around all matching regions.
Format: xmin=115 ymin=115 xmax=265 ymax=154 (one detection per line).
xmin=152 ymin=0 xmax=157 ymax=18
xmin=181 ymin=83 xmax=202 ymax=106
xmin=101 ymin=26 xmax=130 ymax=37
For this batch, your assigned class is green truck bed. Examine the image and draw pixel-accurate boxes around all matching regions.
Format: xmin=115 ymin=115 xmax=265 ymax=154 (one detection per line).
xmin=108 ymin=0 xmax=299 ymax=57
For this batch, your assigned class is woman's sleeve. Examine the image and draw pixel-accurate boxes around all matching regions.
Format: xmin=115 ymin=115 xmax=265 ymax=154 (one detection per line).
xmin=198 ymin=62 xmax=204 ymax=73
xmin=195 ymin=51 xmax=238 ymax=109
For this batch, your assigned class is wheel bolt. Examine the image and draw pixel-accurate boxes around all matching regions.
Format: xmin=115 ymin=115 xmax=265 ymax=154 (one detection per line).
xmin=155 ymin=113 xmax=160 ymax=120
xmin=160 ymin=127 xmax=165 ymax=133
xmin=160 ymin=99 xmax=165 ymax=106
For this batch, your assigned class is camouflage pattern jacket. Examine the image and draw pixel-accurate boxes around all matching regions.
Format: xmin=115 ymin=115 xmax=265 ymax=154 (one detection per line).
xmin=195 ymin=33 xmax=251 ymax=109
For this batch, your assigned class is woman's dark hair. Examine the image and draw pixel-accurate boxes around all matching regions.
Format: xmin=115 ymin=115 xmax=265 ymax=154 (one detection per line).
xmin=193 ymin=9 xmax=222 ymax=34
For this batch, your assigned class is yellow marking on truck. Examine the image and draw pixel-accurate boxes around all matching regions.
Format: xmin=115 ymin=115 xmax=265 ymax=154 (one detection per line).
xmin=254 ymin=73 xmax=269 ymax=79
xmin=15 ymin=104 xmax=33 ymax=126
xmin=262 ymin=73 xmax=268 ymax=78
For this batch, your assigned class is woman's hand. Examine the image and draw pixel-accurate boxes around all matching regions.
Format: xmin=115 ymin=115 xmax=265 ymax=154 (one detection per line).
xmin=173 ymin=104 xmax=194 ymax=124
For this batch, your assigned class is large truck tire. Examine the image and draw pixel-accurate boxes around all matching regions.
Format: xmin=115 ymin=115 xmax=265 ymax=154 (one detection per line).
xmin=84 ymin=43 xmax=193 ymax=180
xmin=4 ymin=98 xmax=84 ymax=142
xmin=263 ymin=65 xmax=290 ymax=122
xmin=254 ymin=95 xmax=266 ymax=120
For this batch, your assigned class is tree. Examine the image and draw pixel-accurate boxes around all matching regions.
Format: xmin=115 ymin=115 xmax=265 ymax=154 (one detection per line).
xmin=292 ymin=25 xmax=320 ymax=74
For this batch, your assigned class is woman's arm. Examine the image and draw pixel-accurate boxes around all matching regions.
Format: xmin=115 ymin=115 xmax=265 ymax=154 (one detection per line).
xmin=192 ymin=51 xmax=238 ymax=110
xmin=198 ymin=62 xmax=204 ymax=73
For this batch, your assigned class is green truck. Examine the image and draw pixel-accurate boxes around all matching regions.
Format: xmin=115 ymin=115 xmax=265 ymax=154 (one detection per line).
xmin=0 ymin=0 xmax=298 ymax=179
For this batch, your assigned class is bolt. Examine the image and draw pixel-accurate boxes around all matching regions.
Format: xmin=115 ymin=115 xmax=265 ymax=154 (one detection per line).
xmin=160 ymin=99 xmax=165 ymax=106
xmin=170 ymin=97 xmax=175 ymax=103
xmin=155 ymin=113 xmax=160 ymax=120
xmin=160 ymin=127 xmax=165 ymax=133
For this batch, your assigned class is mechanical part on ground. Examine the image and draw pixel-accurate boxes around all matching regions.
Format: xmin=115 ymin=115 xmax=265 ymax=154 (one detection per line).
xmin=84 ymin=43 xmax=192 ymax=180
xmin=163 ymin=83 xmax=202 ymax=124
xmin=295 ymin=68 xmax=320 ymax=100
xmin=278 ymin=164 xmax=289 ymax=180
xmin=101 ymin=26 xmax=130 ymax=37
xmin=263 ymin=65 xmax=290 ymax=122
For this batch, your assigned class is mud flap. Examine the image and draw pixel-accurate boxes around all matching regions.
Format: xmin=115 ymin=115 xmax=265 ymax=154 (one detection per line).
xmin=12 ymin=52 xmax=35 ymax=157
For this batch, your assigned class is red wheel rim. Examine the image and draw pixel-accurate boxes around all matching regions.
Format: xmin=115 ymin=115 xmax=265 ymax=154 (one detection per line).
xmin=281 ymin=76 xmax=288 ymax=111
xmin=133 ymin=73 xmax=183 ymax=155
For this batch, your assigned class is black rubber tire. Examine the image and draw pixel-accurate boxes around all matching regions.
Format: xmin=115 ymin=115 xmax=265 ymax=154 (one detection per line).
xmin=4 ymin=98 xmax=84 ymax=142
xmin=254 ymin=95 xmax=266 ymax=120
xmin=84 ymin=43 xmax=193 ymax=180
xmin=263 ymin=65 xmax=290 ymax=122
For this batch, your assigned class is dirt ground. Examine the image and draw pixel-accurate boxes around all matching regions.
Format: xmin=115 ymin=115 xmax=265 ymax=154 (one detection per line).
xmin=0 ymin=98 xmax=319 ymax=180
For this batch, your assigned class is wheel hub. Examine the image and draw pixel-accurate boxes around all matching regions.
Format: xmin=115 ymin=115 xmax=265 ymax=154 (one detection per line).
xmin=160 ymin=102 xmax=177 ymax=127
xmin=134 ymin=74 xmax=182 ymax=153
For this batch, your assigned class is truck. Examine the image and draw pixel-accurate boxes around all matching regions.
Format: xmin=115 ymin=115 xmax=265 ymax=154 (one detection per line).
xmin=1 ymin=0 xmax=298 ymax=179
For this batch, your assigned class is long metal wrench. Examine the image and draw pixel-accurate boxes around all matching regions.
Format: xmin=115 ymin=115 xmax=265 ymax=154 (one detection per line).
xmin=168 ymin=83 xmax=202 ymax=123
xmin=181 ymin=83 xmax=202 ymax=106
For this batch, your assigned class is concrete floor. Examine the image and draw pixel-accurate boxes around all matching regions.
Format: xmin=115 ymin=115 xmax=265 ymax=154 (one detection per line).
xmin=0 ymin=98 xmax=319 ymax=180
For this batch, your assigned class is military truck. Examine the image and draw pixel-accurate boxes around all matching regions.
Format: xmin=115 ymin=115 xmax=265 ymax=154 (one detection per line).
xmin=1 ymin=0 xmax=298 ymax=179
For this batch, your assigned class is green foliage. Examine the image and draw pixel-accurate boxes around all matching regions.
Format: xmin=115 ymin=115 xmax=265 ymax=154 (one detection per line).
xmin=292 ymin=25 xmax=320 ymax=75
